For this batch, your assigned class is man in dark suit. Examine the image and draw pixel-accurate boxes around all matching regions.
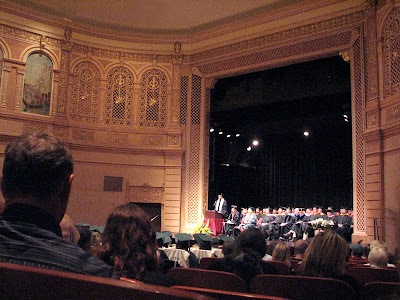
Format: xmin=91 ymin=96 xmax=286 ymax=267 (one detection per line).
xmin=214 ymin=193 xmax=227 ymax=216
xmin=224 ymin=205 xmax=240 ymax=236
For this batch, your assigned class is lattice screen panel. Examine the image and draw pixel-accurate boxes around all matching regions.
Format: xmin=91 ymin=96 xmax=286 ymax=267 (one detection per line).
xmin=187 ymin=75 xmax=202 ymax=224
xmin=139 ymin=69 xmax=167 ymax=128
xmin=353 ymin=38 xmax=366 ymax=232
xmin=105 ymin=66 xmax=134 ymax=126
xmin=180 ymin=76 xmax=188 ymax=125
xmin=383 ymin=8 xmax=400 ymax=98
xmin=70 ymin=61 xmax=100 ymax=122
xmin=199 ymin=32 xmax=351 ymax=74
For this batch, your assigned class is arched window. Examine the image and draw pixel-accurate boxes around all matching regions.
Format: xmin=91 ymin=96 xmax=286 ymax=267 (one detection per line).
xmin=105 ymin=66 xmax=134 ymax=126
xmin=70 ymin=61 xmax=101 ymax=123
xmin=139 ymin=68 xmax=167 ymax=128
xmin=22 ymin=52 xmax=53 ymax=116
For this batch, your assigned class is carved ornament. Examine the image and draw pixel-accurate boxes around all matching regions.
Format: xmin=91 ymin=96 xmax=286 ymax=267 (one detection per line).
xmin=23 ymin=121 xmax=47 ymax=133
xmin=72 ymin=129 xmax=95 ymax=141
xmin=126 ymin=183 xmax=164 ymax=204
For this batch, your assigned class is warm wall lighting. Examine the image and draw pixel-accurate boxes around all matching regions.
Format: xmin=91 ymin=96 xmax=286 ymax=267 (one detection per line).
xmin=236 ymin=134 xmax=240 ymax=137
xmin=247 ymin=146 xmax=252 ymax=151
xmin=219 ymin=131 xmax=223 ymax=135
xmin=304 ymin=131 xmax=310 ymax=136
xmin=227 ymin=134 xmax=231 ymax=138
xmin=210 ymin=128 xmax=214 ymax=132
xmin=252 ymin=140 xmax=259 ymax=146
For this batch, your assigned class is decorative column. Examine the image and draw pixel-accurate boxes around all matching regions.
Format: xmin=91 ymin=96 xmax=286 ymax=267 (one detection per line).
xmin=57 ymin=39 xmax=73 ymax=117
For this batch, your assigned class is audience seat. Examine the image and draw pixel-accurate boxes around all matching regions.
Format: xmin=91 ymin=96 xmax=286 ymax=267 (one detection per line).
xmin=173 ymin=285 xmax=290 ymax=300
xmin=361 ymin=281 xmax=400 ymax=300
xmin=0 ymin=262 xmax=210 ymax=300
xmin=262 ymin=261 xmax=290 ymax=274
xmin=347 ymin=266 xmax=399 ymax=285
xmin=249 ymin=274 xmax=355 ymax=300
xmin=199 ymin=257 xmax=223 ymax=269
xmin=168 ymin=267 xmax=247 ymax=292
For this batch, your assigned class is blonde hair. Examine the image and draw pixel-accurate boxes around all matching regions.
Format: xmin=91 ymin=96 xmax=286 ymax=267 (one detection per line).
xmin=272 ymin=242 xmax=291 ymax=266
xmin=301 ymin=230 xmax=348 ymax=278
xmin=370 ymin=240 xmax=387 ymax=251
xmin=368 ymin=247 xmax=388 ymax=268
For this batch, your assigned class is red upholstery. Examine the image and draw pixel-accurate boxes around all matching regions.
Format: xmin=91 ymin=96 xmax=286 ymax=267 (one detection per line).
xmin=361 ymin=282 xmax=400 ymax=300
xmin=249 ymin=274 xmax=355 ymax=300
xmin=347 ymin=266 xmax=399 ymax=285
xmin=0 ymin=262 xmax=209 ymax=300
xmin=173 ymin=285 xmax=290 ymax=300
xmin=262 ymin=261 xmax=290 ymax=274
xmin=168 ymin=267 xmax=247 ymax=292
xmin=199 ymin=257 xmax=223 ymax=269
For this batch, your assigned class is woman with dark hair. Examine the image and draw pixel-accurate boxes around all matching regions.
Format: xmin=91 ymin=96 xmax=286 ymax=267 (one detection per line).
xmin=209 ymin=228 xmax=277 ymax=283
xmin=301 ymin=229 xmax=361 ymax=295
xmin=96 ymin=203 xmax=174 ymax=286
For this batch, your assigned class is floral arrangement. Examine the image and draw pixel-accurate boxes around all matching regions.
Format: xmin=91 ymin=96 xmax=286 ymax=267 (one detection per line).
xmin=194 ymin=218 xmax=213 ymax=235
xmin=309 ymin=218 xmax=335 ymax=230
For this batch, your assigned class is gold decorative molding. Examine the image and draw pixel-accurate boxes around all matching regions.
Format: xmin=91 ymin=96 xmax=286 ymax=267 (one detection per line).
xmin=126 ymin=182 xmax=164 ymax=204
xmin=72 ymin=128 xmax=95 ymax=141
xmin=0 ymin=24 xmax=60 ymax=47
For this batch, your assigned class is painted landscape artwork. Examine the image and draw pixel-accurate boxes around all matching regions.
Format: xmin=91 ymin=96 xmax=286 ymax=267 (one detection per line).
xmin=22 ymin=52 xmax=53 ymax=115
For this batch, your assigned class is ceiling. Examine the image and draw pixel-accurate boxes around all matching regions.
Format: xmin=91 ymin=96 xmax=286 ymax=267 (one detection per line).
xmin=6 ymin=0 xmax=306 ymax=34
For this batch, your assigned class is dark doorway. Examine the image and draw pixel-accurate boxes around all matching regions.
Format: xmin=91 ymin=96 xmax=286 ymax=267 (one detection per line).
xmin=132 ymin=202 xmax=161 ymax=232
xmin=209 ymin=56 xmax=352 ymax=211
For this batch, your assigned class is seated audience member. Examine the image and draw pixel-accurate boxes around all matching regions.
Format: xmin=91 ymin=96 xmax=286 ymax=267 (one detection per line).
xmin=349 ymin=243 xmax=368 ymax=263
xmin=292 ymin=240 xmax=308 ymax=261
xmin=272 ymin=242 xmax=291 ymax=267
xmin=76 ymin=224 xmax=93 ymax=253
xmin=0 ymin=132 xmax=114 ymax=277
xmin=301 ymin=229 xmax=361 ymax=296
xmin=209 ymin=228 xmax=277 ymax=283
xmin=96 ymin=203 xmax=175 ymax=287
xmin=60 ymin=213 xmax=80 ymax=244
xmin=222 ymin=240 xmax=235 ymax=257
xmin=263 ymin=240 xmax=278 ymax=261
xmin=367 ymin=247 xmax=390 ymax=268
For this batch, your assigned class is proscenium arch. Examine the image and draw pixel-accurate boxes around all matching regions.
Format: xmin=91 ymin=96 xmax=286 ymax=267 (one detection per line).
xmin=199 ymin=29 xmax=364 ymax=239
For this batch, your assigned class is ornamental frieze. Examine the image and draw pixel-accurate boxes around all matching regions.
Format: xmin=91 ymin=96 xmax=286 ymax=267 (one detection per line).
xmin=140 ymin=136 xmax=162 ymax=146
xmin=190 ymin=11 xmax=364 ymax=63
xmin=72 ymin=129 xmax=95 ymax=141
xmin=23 ymin=121 xmax=47 ymax=133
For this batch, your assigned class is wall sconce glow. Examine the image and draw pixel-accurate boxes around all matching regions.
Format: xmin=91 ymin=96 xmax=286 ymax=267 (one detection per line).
xmin=210 ymin=128 xmax=214 ymax=132
xmin=227 ymin=134 xmax=231 ymax=138
xmin=252 ymin=140 xmax=259 ymax=146
xmin=219 ymin=131 xmax=223 ymax=135
xmin=236 ymin=134 xmax=240 ymax=137
xmin=303 ymin=131 xmax=310 ymax=136
xmin=247 ymin=146 xmax=252 ymax=151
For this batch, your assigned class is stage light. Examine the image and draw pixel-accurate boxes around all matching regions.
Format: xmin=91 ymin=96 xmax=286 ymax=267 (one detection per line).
xmin=219 ymin=131 xmax=223 ymax=135
xmin=210 ymin=128 xmax=214 ymax=132
xmin=304 ymin=131 xmax=309 ymax=136
xmin=227 ymin=134 xmax=231 ymax=138
xmin=247 ymin=146 xmax=252 ymax=151
xmin=236 ymin=134 xmax=240 ymax=137
xmin=252 ymin=140 xmax=259 ymax=146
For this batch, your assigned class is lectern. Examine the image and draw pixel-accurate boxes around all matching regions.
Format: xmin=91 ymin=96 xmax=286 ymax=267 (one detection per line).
xmin=205 ymin=210 xmax=223 ymax=219
xmin=204 ymin=210 xmax=224 ymax=235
